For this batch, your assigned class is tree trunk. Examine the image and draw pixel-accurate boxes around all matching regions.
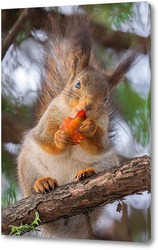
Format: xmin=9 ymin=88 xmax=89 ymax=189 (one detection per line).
xmin=2 ymin=155 xmax=151 ymax=235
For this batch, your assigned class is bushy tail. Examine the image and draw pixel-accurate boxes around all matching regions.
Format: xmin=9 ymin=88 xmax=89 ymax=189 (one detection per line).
xmin=36 ymin=15 xmax=92 ymax=120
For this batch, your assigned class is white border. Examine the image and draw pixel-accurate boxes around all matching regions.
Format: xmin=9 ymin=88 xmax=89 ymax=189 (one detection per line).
xmin=1 ymin=1 xmax=157 ymax=250
xmin=0 ymin=0 xmax=154 ymax=9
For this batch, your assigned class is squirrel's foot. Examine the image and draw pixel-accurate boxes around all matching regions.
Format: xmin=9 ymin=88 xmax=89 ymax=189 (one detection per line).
xmin=78 ymin=119 xmax=97 ymax=137
xmin=34 ymin=177 xmax=58 ymax=194
xmin=75 ymin=167 xmax=96 ymax=180
xmin=54 ymin=130 xmax=74 ymax=150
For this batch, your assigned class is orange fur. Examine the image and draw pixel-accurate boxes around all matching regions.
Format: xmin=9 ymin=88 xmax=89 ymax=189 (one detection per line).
xmin=37 ymin=141 xmax=64 ymax=154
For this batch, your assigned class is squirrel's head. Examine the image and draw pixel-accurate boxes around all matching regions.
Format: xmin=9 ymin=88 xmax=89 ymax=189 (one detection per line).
xmin=62 ymin=35 xmax=145 ymax=119
xmin=36 ymin=17 xmax=147 ymax=122
xmin=63 ymin=67 xmax=110 ymax=119
xmin=59 ymin=17 xmax=146 ymax=119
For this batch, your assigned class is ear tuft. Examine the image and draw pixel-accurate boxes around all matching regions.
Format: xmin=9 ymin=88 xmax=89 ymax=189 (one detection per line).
xmin=68 ymin=16 xmax=91 ymax=81
xmin=107 ymin=41 xmax=149 ymax=90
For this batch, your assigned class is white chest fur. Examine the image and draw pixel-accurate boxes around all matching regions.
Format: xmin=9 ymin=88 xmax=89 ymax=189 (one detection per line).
xmin=28 ymin=138 xmax=119 ymax=186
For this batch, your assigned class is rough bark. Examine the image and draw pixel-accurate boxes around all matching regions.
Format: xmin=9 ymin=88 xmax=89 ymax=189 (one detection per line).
xmin=2 ymin=155 xmax=151 ymax=235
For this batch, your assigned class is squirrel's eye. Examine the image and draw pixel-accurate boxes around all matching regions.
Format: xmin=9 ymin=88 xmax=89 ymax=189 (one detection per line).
xmin=104 ymin=96 xmax=109 ymax=103
xmin=75 ymin=80 xmax=81 ymax=89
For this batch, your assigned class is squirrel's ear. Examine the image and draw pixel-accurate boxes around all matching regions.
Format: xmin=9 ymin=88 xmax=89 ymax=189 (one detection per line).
xmin=72 ymin=47 xmax=90 ymax=75
xmin=106 ymin=41 xmax=147 ymax=90
xmin=68 ymin=17 xmax=91 ymax=81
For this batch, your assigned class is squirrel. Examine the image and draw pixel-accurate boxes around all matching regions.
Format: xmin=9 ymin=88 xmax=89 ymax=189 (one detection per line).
xmin=17 ymin=15 xmax=145 ymax=239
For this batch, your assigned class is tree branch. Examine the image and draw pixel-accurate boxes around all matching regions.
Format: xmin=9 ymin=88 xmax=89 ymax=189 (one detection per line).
xmin=46 ymin=11 xmax=151 ymax=53
xmin=2 ymin=8 xmax=35 ymax=60
xmin=2 ymin=8 xmax=151 ymax=61
xmin=2 ymin=155 xmax=151 ymax=235
xmin=91 ymin=23 xmax=150 ymax=54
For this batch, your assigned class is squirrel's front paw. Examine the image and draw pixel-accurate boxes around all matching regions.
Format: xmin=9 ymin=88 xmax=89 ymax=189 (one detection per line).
xmin=54 ymin=130 xmax=73 ymax=149
xmin=78 ymin=119 xmax=97 ymax=137
xmin=75 ymin=167 xmax=96 ymax=180
xmin=34 ymin=177 xmax=58 ymax=194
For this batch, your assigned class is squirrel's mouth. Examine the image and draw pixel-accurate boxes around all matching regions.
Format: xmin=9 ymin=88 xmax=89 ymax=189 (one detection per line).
xmin=73 ymin=105 xmax=99 ymax=120
xmin=84 ymin=109 xmax=98 ymax=120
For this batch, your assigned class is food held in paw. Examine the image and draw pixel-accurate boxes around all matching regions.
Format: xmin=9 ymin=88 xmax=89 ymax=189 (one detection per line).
xmin=60 ymin=110 xmax=86 ymax=144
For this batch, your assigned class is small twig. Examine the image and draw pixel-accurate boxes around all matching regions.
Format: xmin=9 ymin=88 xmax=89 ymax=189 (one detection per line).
xmin=2 ymin=8 xmax=34 ymax=59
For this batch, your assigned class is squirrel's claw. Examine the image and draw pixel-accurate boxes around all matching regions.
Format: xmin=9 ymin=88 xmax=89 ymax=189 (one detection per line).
xmin=34 ymin=177 xmax=58 ymax=194
xmin=75 ymin=167 xmax=96 ymax=180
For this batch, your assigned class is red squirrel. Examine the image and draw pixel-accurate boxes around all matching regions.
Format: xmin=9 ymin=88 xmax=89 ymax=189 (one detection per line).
xmin=18 ymin=15 xmax=145 ymax=239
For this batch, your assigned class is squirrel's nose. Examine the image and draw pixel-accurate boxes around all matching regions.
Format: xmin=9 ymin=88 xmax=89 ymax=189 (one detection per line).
xmin=85 ymin=102 xmax=93 ymax=111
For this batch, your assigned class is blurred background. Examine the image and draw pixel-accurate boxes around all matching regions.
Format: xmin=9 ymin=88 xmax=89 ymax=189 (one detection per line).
xmin=1 ymin=2 xmax=151 ymax=241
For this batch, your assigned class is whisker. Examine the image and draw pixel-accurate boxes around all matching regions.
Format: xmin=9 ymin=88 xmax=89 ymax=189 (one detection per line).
xmin=113 ymin=124 xmax=126 ymax=153
xmin=64 ymin=87 xmax=83 ymax=99
xmin=99 ymin=116 xmax=106 ymax=128
xmin=113 ymin=118 xmax=133 ymax=142
xmin=93 ymin=109 xmax=105 ymax=128
xmin=62 ymin=88 xmax=81 ymax=100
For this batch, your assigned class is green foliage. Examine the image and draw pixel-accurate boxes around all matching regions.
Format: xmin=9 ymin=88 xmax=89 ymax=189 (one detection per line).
xmin=116 ymin=81 xmax=151 ymax=148
xmin=2 ymin=97 xmax=32 ymax=118
xmin=15 ymin=21 xmax=32 ymax=45
xmin=2 ymin=179 xmax=18 ymax=209
xmin=83 ymin=2 xmax=134 ymax=28
xmin=2 ymin=149 xmax=18 ymax=209
xmin=2 ymin=98 xmax=33 ymax=209
xmin=10 ymin=211 xmax=41 ymax=236
xmin=16 ymin=31 xmax=28 ymax=45
xmin=2 ymin=97 xmax=14 ymax=113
